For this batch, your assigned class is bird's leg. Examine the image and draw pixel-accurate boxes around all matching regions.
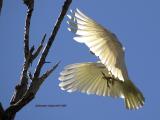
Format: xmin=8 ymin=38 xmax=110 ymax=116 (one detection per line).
xmin=89 ymin=50 xmax=95 ymax=55
xmin=101 ymin=72 xmax=114 ymax=88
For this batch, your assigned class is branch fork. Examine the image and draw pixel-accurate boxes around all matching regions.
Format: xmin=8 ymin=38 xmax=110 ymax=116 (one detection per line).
xmin=0 ymin=0 xmax=72 ymax=120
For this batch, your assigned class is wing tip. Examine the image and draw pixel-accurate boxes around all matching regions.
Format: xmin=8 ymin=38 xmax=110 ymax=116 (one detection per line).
xmin=67 ymin=14 xmax=72 ymax=19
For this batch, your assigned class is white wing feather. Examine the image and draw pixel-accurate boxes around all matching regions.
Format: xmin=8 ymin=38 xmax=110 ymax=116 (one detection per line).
xmin=60 ymin=9 xmax=145 ymax=110
xmin=67 ymin=9 xmax=129 ymax=81
xmin=59 ymin=62 xmax=124 ymax=98
xmin=59 ymin=62 xmax=145 ymax=110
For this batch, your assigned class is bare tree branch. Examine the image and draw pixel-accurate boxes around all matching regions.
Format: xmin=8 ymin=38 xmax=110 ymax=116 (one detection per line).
xmin=39 ymin=61 xmax=60 ymax=81
xmin=24 ymin=0 xmax=34 ymax=59
xmin=0 ymin=102 xmax=4 ymax=119
xmin=10 ymin=0 xmax=34 ymax=105
xmin=33 ymin=0 xmax=72 ymax=79
xmin=3 ymin=92 xmax=34 ymax=120
xmin=32 ymin=34 xmax=46 ymax=60
xmin=1 ymin=0 xmax=72 ymax=120
xmin=27 ymin=61 xmax=60 ymax=94
xmin=29 ymin=71 xmax=33 ymax=80
xmin=0 ymin=0 xmax=3 ymax=15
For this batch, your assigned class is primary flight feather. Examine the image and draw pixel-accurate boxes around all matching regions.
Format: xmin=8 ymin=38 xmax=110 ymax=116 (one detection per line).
xmin=59 ymin=9 xmax=144 ymax=110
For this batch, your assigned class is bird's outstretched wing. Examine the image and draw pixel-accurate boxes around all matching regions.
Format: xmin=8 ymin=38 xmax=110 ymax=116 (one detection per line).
xmin=59 ymin=62 xmax=144 ymax=110
xmin=59 ymin=62 xmax=124 ymax=97
xmin=67 ymin=9 xmax=128 ymax=81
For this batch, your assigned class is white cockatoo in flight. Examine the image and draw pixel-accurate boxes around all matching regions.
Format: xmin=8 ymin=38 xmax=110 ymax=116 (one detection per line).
xmin=59 ymin=9 xmax=144 ymax=110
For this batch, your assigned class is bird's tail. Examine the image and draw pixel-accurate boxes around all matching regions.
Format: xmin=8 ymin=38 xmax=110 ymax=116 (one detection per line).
xmin=123 ymin=80 xmax=145 ymax=110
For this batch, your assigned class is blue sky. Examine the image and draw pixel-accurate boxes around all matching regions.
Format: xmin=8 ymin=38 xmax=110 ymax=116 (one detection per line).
xmin=0 ymin=0 xmax=160 ymax=120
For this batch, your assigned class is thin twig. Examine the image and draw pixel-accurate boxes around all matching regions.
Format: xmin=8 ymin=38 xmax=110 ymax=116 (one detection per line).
xmin=33 ymin=0 xmax=72 ymax=79
xmin=32 ymin=34 xmax=46 ymax=60
xmin=39 ymin=61 xmax=60 ymax=81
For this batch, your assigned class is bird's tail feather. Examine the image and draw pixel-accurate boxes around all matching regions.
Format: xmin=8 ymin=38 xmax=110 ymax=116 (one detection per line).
xmin=123 ymin=80 xmax=145 ymax=110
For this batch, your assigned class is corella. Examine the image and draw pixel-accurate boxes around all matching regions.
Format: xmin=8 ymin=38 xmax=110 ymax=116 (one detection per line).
xmin=59 ymin=9 xmax=145 ymax=110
